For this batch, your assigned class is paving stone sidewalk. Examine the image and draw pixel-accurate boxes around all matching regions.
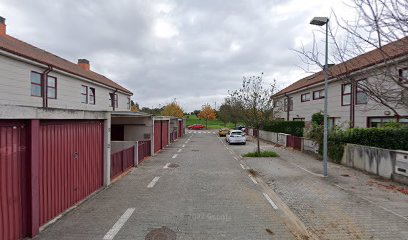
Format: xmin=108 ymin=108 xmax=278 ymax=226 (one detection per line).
xmin=229 ymin=137 xmax=408 ymax=239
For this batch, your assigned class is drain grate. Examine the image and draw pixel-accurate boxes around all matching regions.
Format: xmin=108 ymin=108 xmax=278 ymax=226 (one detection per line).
xmin=145 ymin=226 xmax=176 ymax=240
xmin=192 ymin=149 xmax=199 ymax=152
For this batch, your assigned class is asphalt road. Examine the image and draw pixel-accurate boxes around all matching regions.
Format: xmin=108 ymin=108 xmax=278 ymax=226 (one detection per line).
xmin=37 ymin=131 xmax=299 ymax=240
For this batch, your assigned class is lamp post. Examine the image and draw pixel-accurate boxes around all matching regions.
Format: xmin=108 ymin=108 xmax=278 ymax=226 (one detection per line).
xmin=310 ymin=16 xmax=329 ymax=177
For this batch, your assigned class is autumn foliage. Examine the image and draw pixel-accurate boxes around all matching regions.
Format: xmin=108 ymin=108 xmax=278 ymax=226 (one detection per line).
xmin=198 ymin=104 xmax=216 ymax=129
xmin=161 ymin=101 xmax=184 ymax=118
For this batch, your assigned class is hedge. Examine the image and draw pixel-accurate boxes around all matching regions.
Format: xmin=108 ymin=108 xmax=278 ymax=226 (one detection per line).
xmin=262 ymin=120 xmax=305 ymax=137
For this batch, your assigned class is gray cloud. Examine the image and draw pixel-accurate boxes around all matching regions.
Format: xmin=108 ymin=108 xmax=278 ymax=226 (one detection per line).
xmin=0 ymin=0 xmax=351 ymax=112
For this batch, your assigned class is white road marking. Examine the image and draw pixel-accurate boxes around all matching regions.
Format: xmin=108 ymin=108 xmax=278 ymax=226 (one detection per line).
xmin=103 ymin=208 xmax=135 ymax=240
xmin=248 ymin=175 xmax=258 ymax=184
xmin=147 ymin=177 xmax=160 ymax=188
xmin=182 ymin=144 xmax=186 ymax=148
xmin=289 ymin=162 xmax=324 ymax=177
xmin=334 ymin=184 xmax=408 ymax=221
xmin=263 ymin=193 xmax=278 ymax=210
xmin=240 ymin=164 xmax=246 ymax=169
xmin=163 ymin=163 xmax=171 ymax=169
xmin=172 ymin=154 xmax=178 ymax=159
xmin=234 ymin=157 xmax=238 ymax=161
xmin=177 ymin=149 xmax=182 ymax=153
xmin=240 ymin=161 xmax=248 ymax=169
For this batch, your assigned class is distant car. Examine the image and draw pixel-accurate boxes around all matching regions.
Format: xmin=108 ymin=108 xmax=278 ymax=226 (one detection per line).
xmin=188 ymin=124 xmax=205 ymax=130
xmin=218 ymin=128 xmax=230 ymax=137
xmin=235 ymin=126 xmax=246 ymax=135
xmin=226 ymin=130 xmax=246 ymax=145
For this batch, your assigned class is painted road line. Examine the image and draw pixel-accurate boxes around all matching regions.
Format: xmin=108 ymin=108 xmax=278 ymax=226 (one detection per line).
xmin=172 ymin=154 xmax=178 ymax=159
xmin=289 ymin=162 xmax=324 ymax=177
xmin=182 ymin=144 xmax=186 ymax=148
xmin=147 ymin=177 xmax=160 ymax=188
xmin=240 ymin=164 xmax=246 ymax=170
xmin=240 ymin=161 xmax=248 ymax=169
xmin=234 ymin=157 xmax=238 ymax=161
xmin=163 ymin=163 xmax=171 ymax=169
xmin=263 ymin=193 xmax=278 ymax=210
xmin=248 ymin=175 xmax=258 ymax=184
xmin=103 ymin=208 xmax=135 ymax=240
xmin=177 ymin=149 xmax=182 ymax=153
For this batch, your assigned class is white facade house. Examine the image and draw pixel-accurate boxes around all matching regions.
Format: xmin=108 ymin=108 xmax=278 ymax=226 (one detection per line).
xmin=274 ymin=37 xmax=408 ymax=128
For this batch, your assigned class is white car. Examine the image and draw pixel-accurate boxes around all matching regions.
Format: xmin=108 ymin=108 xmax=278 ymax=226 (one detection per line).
xmin=226 ymin=130 xmax=246 ymax=145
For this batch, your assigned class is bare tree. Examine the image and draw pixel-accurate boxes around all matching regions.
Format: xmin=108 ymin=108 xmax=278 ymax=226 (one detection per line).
xmin=295 ymin=0 xmax=408 ymax=118
xmin=227 ymin=73 xmax=278 ymax=154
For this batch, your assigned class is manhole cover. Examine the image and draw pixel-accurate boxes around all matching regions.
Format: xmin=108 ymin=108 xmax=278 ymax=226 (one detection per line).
xmin=192 ymin=149 xmax=199 ymax=152
xmin=168 ymin=163 xmax=179 ymax=168
xmin=145 ymin=226 xmax=176 ymax=240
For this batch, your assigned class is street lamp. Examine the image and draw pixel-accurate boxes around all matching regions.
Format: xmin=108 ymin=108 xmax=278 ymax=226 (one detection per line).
xmin=310 ymin=16 xmax=329 ymax=177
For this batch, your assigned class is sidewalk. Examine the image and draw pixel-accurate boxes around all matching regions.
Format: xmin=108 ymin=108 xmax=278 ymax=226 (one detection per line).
xmin=231 ymin=137 xmax=408 ymax=239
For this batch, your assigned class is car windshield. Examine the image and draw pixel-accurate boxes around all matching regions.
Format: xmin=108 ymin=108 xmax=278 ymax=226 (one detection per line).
xmin=231 ymin=131 xmax=243 ymax=136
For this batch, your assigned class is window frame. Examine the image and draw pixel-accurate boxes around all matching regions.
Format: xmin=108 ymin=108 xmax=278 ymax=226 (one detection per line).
xmin=113 ymin=94 xmax=118 ymax=108
xmin=355 ymin=79 xmax=368 ymax=105
xmin=283 ymin=97 xmax=293 ymax=112
xmin=127 ymin=97 xmax=131 ymax=109
xmin=398 ymin=68 xmax=408 ymax=83
xmin=301 ymin=93 xmax=311 ymax=102
xmin=46 ymin=76 xmax=57 ymax=99
xmin=81 ymin=85 xmax=88 ymax=104
xmin=313 ymin=89 xmax=325 ymax=100
xmin=31 ymin=71 xmax=43 ymax=97
xmin=89 ymin=87 xmax=96 ymax=105
xmin=292 ymin=117 xmax=305 ymax=121
xmin=341 ymin=83 xmax=351 ymax=106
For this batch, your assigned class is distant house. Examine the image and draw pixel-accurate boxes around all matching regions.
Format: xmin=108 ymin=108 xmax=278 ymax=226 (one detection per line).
xmin=0 ymin=16 xmax=141 ymax=239
xmin=273 ymin=37 xmax=408 ymax=128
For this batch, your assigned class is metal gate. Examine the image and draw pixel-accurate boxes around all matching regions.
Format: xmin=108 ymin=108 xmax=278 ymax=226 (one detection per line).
xmin=110 ymin=146 xmax=134 ymax=180
xmin=178 ymin=121 xmax=183 ymax=137
xmin=161 ymin=121 xmax=169 ymax=148
xmin=39 ymin=121 xmax=103 ymax=226
xmin=154 ymin=121 xmax=161 ymax=153
xmin=0 ymin=122 xmax=28 ymax=240
xmin=287 ymin=135 xmax=302 ymax=150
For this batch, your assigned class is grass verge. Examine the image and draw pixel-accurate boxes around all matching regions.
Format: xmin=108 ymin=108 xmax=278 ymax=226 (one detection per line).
xmin=242 ymin=151 xmax=279 ymax=158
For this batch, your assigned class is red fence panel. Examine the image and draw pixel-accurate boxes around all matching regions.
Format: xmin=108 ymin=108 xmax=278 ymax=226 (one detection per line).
xmin=0 ymin=122 xmax=28 ymax=240
xmin=287 ymin=135 xmax=302 ymax=150
xmin=110 ymin=146 xmax=134 ymax=180
xmin=178 ymin=121 xmax=183 ymax=137
xmin=39 ymin=121 xmax=103 ymax=226
xmin=154 ymin=121 xmax=161 ymax=153
xmin=161 ymin=121 xmax=169 ymax=147
xmin=138 ymin=140 xmax=151 ymax=163
xmin=253 ymin=129 xmax=259 ymax=137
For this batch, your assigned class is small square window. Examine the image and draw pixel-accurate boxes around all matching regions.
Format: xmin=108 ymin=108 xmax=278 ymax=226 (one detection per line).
xmin=81 ymin=85 xmax=88 ymax=103
xmin=47 ymin=76 xmax=57 ymax=99
xmin=31 ymin=72 xmax=42 ymax=97
xmin=89 ymin=87 xmax=95 ymax=105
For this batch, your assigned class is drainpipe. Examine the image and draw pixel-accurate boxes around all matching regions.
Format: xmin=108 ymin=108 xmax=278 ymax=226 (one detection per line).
xmin=350 ymin=80 xmax=356 ymax=128
xmin=42 ymin=66 xmax=53 ymax=108
xmin=110 ymin=89 xmax=118 ymax=111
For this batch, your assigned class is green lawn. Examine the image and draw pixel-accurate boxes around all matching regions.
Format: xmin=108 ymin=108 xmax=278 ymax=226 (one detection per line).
xmin=184 ymin=115 xmax=237 ymax=129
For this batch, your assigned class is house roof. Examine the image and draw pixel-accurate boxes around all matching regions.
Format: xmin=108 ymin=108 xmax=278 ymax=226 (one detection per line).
xmin=0 ymin=34 xmax=132 ymax=95
xmin=274 ymin=37 xmax=408 ymax=97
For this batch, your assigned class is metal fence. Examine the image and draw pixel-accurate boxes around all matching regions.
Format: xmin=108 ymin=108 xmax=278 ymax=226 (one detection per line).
xmin=110 ymin=146 xmax=135 ymax=180
xmin=138 ymin=140 xmax=151 ymax=163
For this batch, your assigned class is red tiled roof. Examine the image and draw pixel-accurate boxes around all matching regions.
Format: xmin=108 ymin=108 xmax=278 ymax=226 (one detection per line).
xmin=275 ymin=37 xmax=408 ymax=97
xmin=0 ymin=34 xmax=132 ymax=95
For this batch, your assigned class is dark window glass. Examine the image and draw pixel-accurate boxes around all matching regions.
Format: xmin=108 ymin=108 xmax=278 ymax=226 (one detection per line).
xmin=81 ymin=85 xmax=88 ymax=103
xmin=47 ymin=76 xmax=57 ymax=99
xmin=31 ymin=72 xmax=42 ymax=97
xmin=89 ymin=87 xmax=95 ymax=105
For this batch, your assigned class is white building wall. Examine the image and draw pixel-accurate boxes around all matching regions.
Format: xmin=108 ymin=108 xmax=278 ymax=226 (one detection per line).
xmin=0 ymin=53 xmax=131 ymax=113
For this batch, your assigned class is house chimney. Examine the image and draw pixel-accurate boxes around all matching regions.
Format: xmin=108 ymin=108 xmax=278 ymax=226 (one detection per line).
xmin=77 ymin=59 xmax=90 ymax=71
xmin=0 ymin=16 xmax=6 ymax=36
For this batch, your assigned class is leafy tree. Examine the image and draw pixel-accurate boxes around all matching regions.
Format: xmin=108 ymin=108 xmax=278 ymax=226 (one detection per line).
xmin=130 ymin=100 xmax=139 ymax=112
xmin=227 ymin=73 xmax=278 ymax=154
xmin=161 ymin=101 xmax=184 ymax=118
xmin=218 ymin=103 xmax=232 ymax=126
xmin=193 ymin=110 xmax=201 ymax=116
xmin=198 ymin=104 xmax=217 ymax=129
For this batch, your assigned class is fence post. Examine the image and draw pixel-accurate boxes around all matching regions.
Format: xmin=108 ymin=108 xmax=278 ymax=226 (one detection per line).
xmin=135 ymin=141 xmax=139 ymax=167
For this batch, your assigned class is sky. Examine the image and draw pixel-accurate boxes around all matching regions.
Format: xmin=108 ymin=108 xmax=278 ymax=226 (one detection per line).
xmin=0 ymin=0 xmax=356 ymax=112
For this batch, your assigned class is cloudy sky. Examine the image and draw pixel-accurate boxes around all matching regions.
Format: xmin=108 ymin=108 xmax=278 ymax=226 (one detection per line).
xmin=0 ymin=0 xmax=355 ymax=112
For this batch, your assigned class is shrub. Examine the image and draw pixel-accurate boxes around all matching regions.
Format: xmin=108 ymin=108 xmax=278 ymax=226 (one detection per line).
xmin=311 ymin=112 xmax=324 ymax=125
xmin=262 ymin=120 xmax=305 ymax=137
xmin=242 ymin=151 xmax=279 ymax=157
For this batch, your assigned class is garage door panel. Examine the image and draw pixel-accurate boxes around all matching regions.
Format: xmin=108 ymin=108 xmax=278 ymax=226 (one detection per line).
xmin=39 ymin=121 xmax=103 ymax=226
xmin=154 ymin=121 xmax=161 ymax=153
xmin=161 ymin=121 xmax=169 ymax=148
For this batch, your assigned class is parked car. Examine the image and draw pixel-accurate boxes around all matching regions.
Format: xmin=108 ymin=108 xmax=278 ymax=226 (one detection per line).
xmin=226 ymin=130 xmax=246 ymax=145
xmin=218 ymin=128 xmax=230 ymax=137
xmin=188 ymin=124 xmax=205 ymax=130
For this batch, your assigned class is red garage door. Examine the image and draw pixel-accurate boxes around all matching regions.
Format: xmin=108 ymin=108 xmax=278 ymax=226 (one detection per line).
xmin=154 ymin=121 xmax=162 ymax=153
xmin=178 ymin=121 xmax=183 ymax=138
xmin=161 ymin=121 xmax=169 ymax=148
xmin=39 ymin=121 xmax=103 ymax=226
xmin=0 ymin=122 xmax=28 ymax=240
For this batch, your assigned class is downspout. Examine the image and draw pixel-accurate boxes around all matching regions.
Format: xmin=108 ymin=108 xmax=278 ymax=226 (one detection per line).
xmin=284 ymin=94 xmax=290 ymax=121
xmin=350 ymin=80 xmax=355 ymax=128
xmin=42 ymin=66 xmax=53 ymax=108
xmin=110 ymin=89 xmax=118 ymax=111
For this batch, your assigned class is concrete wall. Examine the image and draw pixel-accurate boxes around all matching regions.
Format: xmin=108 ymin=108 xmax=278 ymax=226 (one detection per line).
xmin=0 ymin=53 xmax=131 ymax=113
xmin=111 ymin=116 xmax=153 ymax=141
xmin=259 ymin=130 xmax=279 ymax=144
xmin=302 ymin=138 xmax=319 ymax=153
xmin=341 ymin=144 xmax=408 ymax=181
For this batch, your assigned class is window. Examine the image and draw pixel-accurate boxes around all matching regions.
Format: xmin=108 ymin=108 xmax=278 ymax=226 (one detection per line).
xmin=47 ymin=76 xmax=57 ymax=99
xmin=399 ymin=68 xmax=408 ymax=83
xmin=402 ymin=89 xmax=408 ymax=105
xmin=81 ymin=85 xmax=88 ymax=103
xmin=368 ymin=117 xmax=396 ymax=128
xmin=313 ymin=89 xmax=325 ymax=100
xmin=341 ymin=83 xmax=351 ymax=106
xmin=127 ymin=97 xmax=131 ymax=109
xmin=89 ymin=87 xmax=95 ymax=105
xmin=356 ymin=80 xmax=368 ymax=104
xmin=114 ymin=94 xmax=118 ymax=108
xmin=301 ymin=93 xmax=311 ymax=102
xmin=283 ymin=97 xmax=293 ymax=111
xmin=293 ymin=118 xmax=305 ymax=121
xmin=31 ymin=71 xmax=42 ymax=97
